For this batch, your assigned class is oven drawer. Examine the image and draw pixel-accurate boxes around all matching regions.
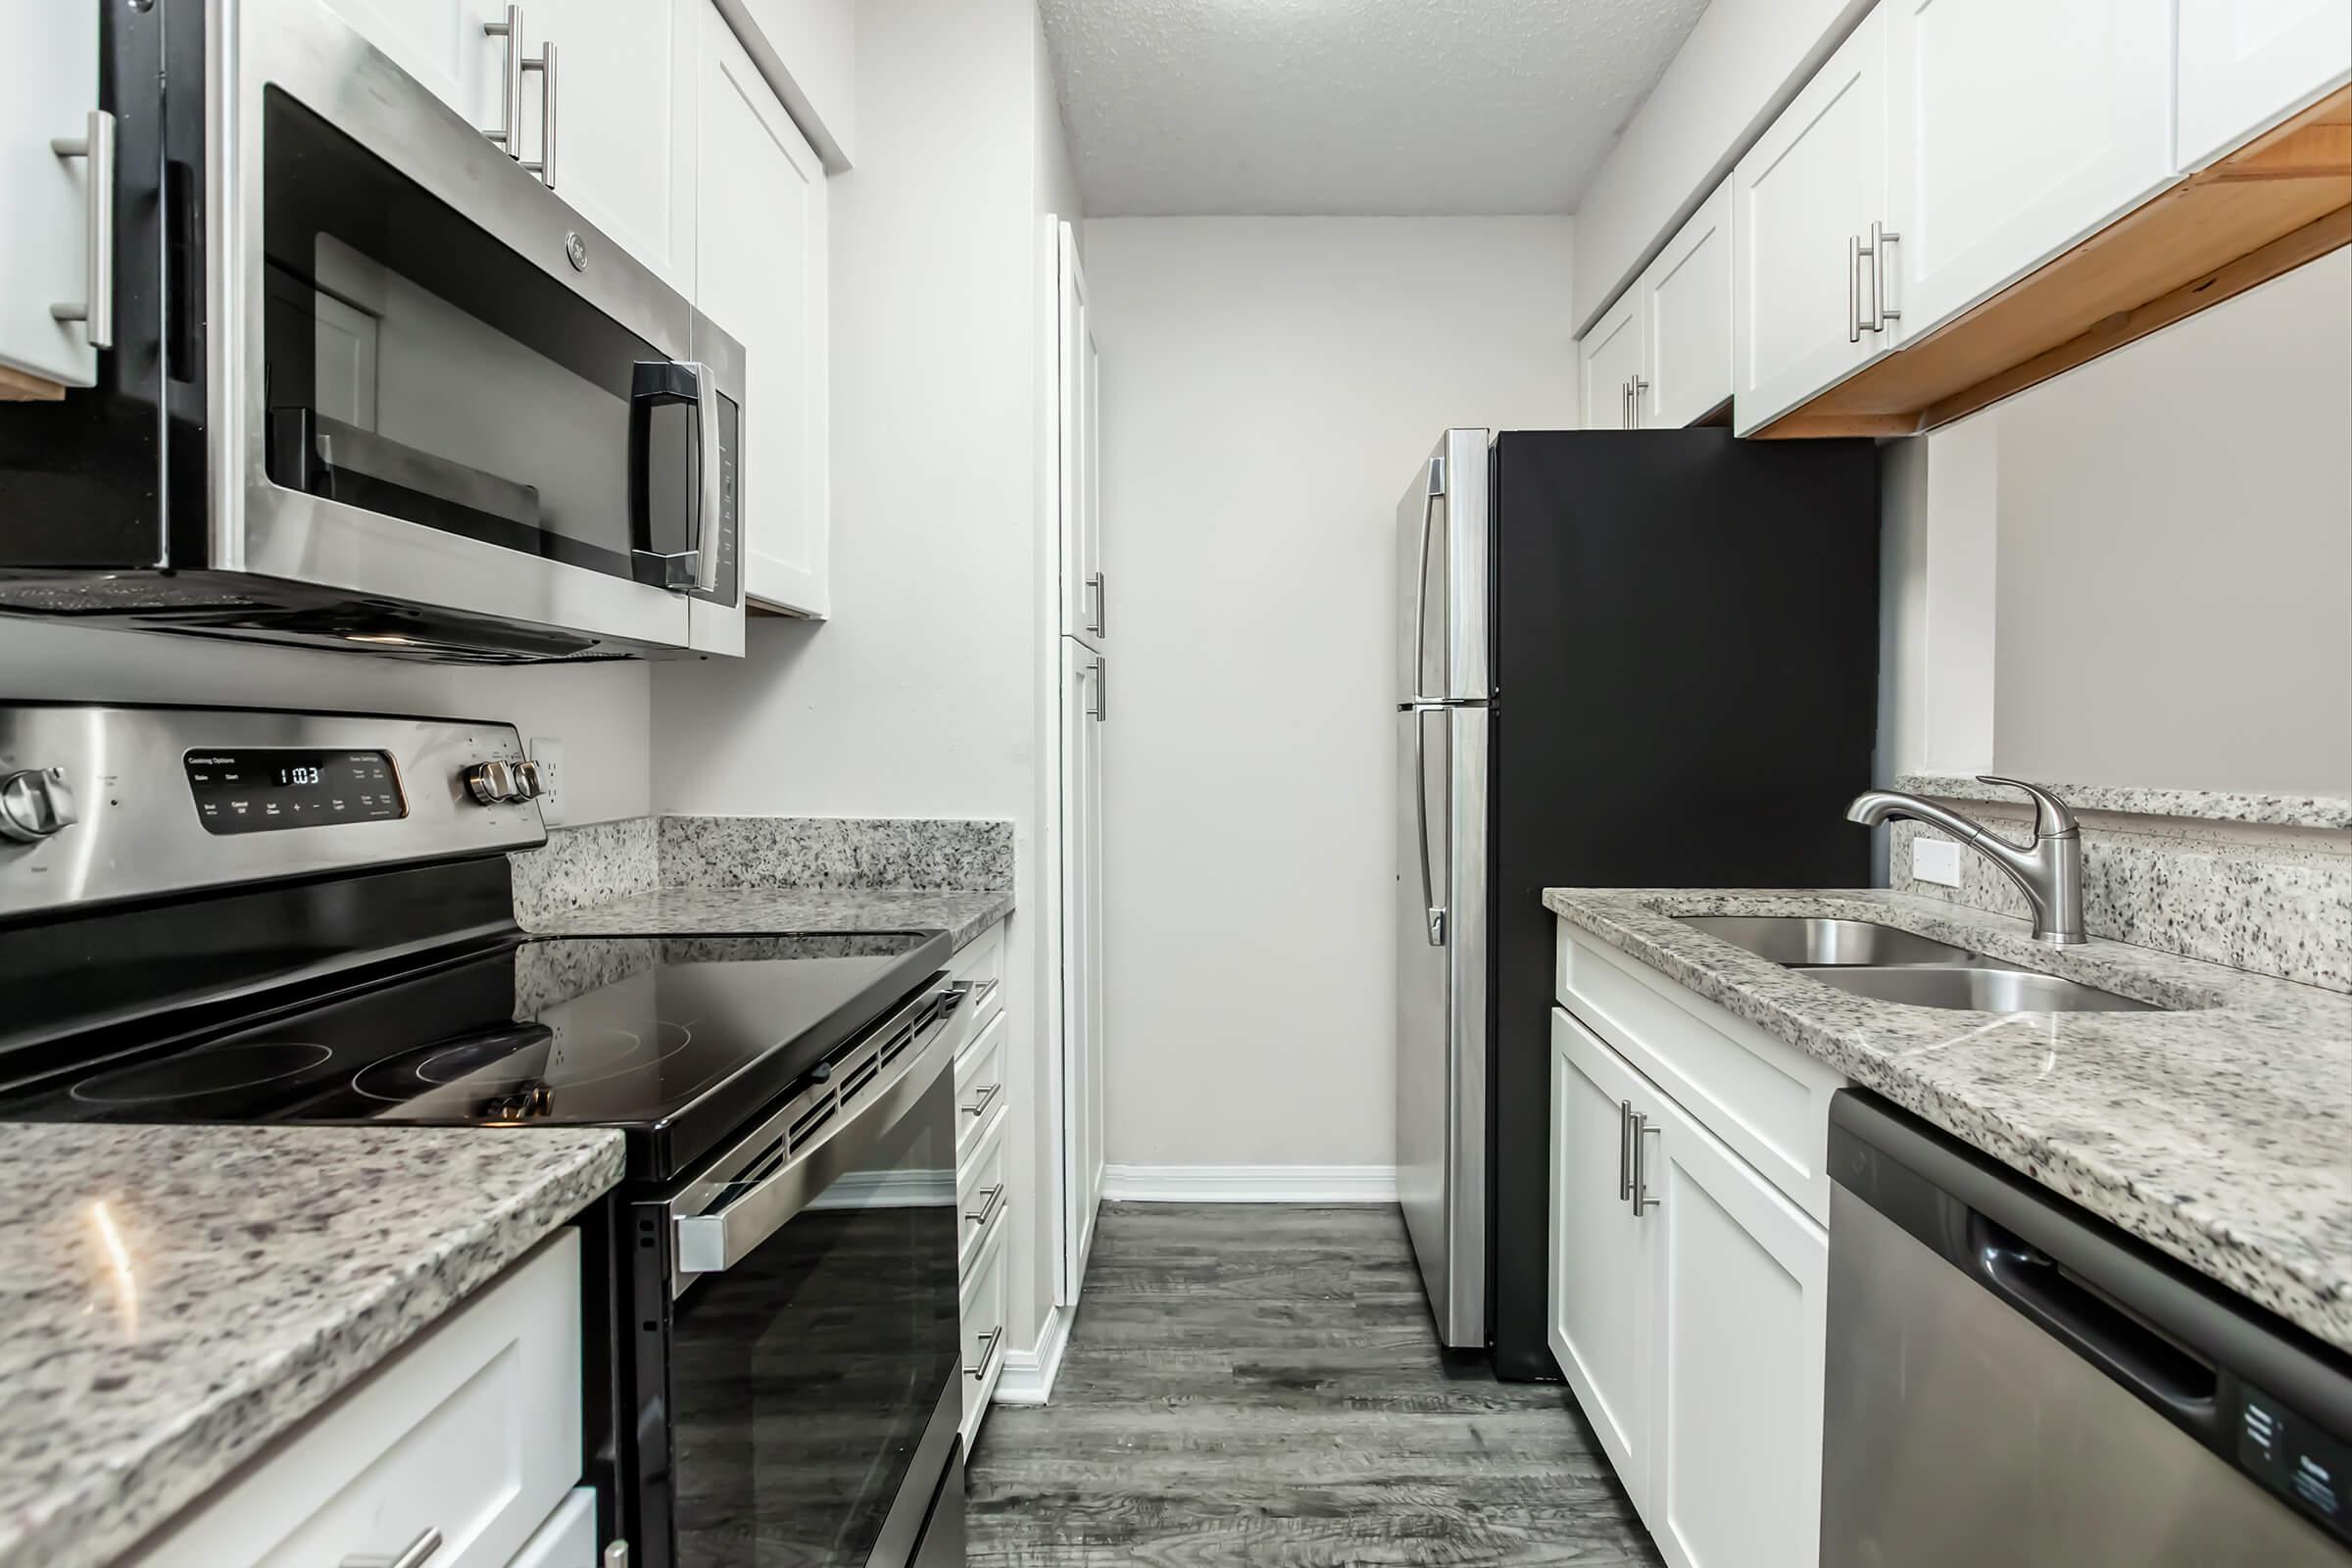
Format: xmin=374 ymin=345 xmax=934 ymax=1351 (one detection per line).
xmin=959 ymin=1224 xmax=1010 ymax=1446
xmin=956 ymin=1010 xmax=1009 ymax=1155
xmin=958 ymin=1110 xmax=1011 ymax=1276
xmin=130 ymin=1231 xmax=582 ymax=1568
xmin=950 ymin=922 xmax=1005 ymax=1038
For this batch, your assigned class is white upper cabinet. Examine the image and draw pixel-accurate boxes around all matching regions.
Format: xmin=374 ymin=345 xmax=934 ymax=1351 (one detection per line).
xmin=2 ymin=3 xmax=103 ymax=387
xmin=1059 ymin=223 xmax=1104 ymax=644
xmin=527 ymin=0 xmax=699 ymax=297
xmin=318 ymin=0 xmax=507 ymax=131
xmin=2177 ymin=0 xmax=2352 ymax=169
xmin=1578 ymin=292 xmax=1643 ymax=430
xmin=1885 ymin=0 xmax=2175 ymax=341
xmin=698 ymin=2 xmax=830 ymax=617
xmin=1731 ymin=5 xmax=1894 ymax=434
xmin=1639 ymin=178 xmax=1734 ymax=429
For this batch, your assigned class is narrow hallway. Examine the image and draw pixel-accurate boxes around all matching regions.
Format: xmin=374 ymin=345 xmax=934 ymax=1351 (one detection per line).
xmin=967 ymin=1203 xmax=1663 ymax=1566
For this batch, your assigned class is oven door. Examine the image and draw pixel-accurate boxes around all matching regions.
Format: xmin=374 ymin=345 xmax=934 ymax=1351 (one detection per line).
xmin=635 ymin=980 xmax=965 ymax=1568
xmin=218 ymin=0 xmax=742 ymax=654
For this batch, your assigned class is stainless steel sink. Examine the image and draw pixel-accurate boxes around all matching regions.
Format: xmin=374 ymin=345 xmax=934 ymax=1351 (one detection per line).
xmin=1677 ymin=915 xmax=1980 ymax=967
xmin=1798 ymin=964 xmax=2159 ymax=1013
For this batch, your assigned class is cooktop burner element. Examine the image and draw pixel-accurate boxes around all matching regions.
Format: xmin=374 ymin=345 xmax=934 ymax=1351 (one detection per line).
xmin=72 ymin=1042 xmax=336 ymax=1104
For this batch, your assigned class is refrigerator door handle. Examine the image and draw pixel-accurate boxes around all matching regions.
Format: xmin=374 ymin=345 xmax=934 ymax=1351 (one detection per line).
xmin=1413 ymin=708 xmax=1445 ymax=946
xmin=1413 ymin=456 xmax=1444 ymax=700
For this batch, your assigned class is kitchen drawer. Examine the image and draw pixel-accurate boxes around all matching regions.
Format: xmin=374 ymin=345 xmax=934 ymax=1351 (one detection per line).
xmin=1557 ymin=924 xmax=1845 ymax=1224
xmin=507 ymin=1489 xmax=597 ymax=1568
xmin=950 ymin=921 xmax=1006 ymax=1037
xmin=955 ymin=1009 xmax=1008 ymax=1155
xmin=130 ymin=1231 xmax=583 ymax=1568
xmin=958 ymin=1223 xmax=1009 ymax=1447
xmin=957 ymin=1107 xmax=1010 ymax=1276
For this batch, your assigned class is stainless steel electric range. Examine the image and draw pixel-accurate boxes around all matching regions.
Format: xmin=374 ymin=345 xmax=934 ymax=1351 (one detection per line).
xmin=0 ymin=703 xmax=972 ymax=1568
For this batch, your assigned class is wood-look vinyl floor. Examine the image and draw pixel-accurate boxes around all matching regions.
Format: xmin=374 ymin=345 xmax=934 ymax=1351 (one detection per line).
xmin=966 ymin=1203 xmax=1664 ymax=1567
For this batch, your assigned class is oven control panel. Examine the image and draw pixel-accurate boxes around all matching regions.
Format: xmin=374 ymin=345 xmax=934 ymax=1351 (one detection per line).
xmin=184 ymin=749 xmax=408 ymax=834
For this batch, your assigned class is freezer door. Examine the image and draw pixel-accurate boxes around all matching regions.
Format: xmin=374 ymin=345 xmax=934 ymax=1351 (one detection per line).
xmin=1395 ymin=430 xmax=1492 ymax=702
xmin=1395 ymin=704 xmax=1487 ymax=1348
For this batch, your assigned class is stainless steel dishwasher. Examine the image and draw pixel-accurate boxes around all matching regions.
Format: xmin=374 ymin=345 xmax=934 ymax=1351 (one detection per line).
xmin=1822 ymin=1092 xmax=2351 ymax=1566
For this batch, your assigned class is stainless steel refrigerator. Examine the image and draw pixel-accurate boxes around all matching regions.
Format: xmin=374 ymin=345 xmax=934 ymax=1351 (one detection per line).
xmin=1394 ymin=426 xmax=1883 ymax=1375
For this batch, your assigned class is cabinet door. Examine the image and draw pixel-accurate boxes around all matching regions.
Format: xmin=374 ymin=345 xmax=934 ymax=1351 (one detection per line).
xmin=1578 ymin=294 xmax=1643 ymax=430
xmin=2 ymin=3 xmax=101 ymax=387
xmin=1731 ymin=5 xmax=1892 ymax=435
xmin=1886 ymin=0 xmax=2174 ymax=340
xmin=318 ymin=0 xmax=506 ymax=131
xmin=1549 ymin=1009 xmax=1654 ymax=1503
xmin=1060 ymin=635 xmax=1106 ymax=1295
xmin=698 ymin=2 xmax=830 ymax=616
xmin=1058 ymin=223 xmax=1105 ymax=642
xmin=2178 ymin=0 xmax=2352 ymax=169
xmin=530 ymin=0 xmax=697 ymax=295
xmin=1639 ymin=179 xmax=1733 ymax=429
xmin=1641 ymin=1087 xmax=1829 ymax=1568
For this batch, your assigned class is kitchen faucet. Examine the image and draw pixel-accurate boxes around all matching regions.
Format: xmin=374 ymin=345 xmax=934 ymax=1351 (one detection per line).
xmin=1846 ymin=777 xmax=2085 ymax=945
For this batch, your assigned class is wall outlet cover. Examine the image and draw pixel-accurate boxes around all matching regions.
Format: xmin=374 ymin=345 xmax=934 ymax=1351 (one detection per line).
xmin=528 ymin=735 xmax=565 ymax=825
xmin=1912 ymin=834 xmax=1964 ymax=887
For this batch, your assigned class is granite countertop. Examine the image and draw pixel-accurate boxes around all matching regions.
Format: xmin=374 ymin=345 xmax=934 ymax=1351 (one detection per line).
xmin=1543 ymin=887 xmax=2352 ymax=1352
xmin=525 ymin=885 xmax=1014 ymax=952
xmin=0 ymin=1125 xmax=625 ymax=1568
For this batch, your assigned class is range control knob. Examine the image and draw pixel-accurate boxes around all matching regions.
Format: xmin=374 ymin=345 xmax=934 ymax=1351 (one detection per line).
xmin=463 ymin=760 xmax=545 ymax=806
xmin=0 ymin=767 xmax=78 ymax=844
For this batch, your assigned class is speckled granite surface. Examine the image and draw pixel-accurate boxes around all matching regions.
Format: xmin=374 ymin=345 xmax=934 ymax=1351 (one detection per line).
xmin=661 ymin=816 xmax=1013 ymax=892
xmin=526 ymin=886 xmax=1013 ymax=952
xmin=1896 ymin=774 xmax=2352 ymax=830
xmin=509 ymin=815 xmax=658 ymax=926
xmin=0 ymin=1125 xmax=623 ymax=1568
xmin=1544 ymin=887 xmax=2352 ymax=1351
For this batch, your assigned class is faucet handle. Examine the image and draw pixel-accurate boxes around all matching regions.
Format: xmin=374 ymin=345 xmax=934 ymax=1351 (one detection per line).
xmin=1977 ymin=776 xmax=2078 ymax=840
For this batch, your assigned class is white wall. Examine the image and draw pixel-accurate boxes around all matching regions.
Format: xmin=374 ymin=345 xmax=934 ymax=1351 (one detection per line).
xmin=1083 ymin=216 xmax=1576 ymax=1172
xmin=0 ymin=620 xmax=652 ymax=823
xmin=1879 ymin=246 xmax=2352 ymax=799
xmin=650 ymin=0 xmax=1076 ymax=1352
xmin=1572 ymin=0 xmax=1872 ymax=336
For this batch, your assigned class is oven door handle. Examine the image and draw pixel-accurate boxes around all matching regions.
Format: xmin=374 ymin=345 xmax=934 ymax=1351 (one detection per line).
xmin=670 ymin=978 xmax=960 ymax=1278
xmin=627 ymin=359 xmax=721 ymax=595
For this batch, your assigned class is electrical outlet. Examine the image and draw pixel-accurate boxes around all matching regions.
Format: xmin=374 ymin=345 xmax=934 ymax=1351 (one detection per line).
xmin=1912 ymin=835 xmax=1963 ymax=887
xmin=528 ymin=736 xmax=565 ymax=824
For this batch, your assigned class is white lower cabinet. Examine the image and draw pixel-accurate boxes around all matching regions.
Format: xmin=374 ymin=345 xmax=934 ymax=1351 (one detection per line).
xmin=1551 ymin=930 xmax=1837 ymax=1568
xmin=129 ymin=1232 xmax=587 ymax=1568
xmin=950 ymin=922 xmax=1014 ymax=1446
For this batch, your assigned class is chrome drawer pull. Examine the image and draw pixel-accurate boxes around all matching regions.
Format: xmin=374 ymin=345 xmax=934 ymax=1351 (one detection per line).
xmin=965 ymin=1325 xmax=1004 ymax=1378
xmin=965 ymin=1184 xmax=1005 ymax=1228
xmin=1617 ymin=1100 xmax=1634 ymax=1200
xmin=49 ymin=111 xmax=115 ymax=349
xmin=960 ymin=1081 xmax=1003 ymax=1118
xmin=341 ymin=1527 xmax=442 ymax=1568
xmin=1632 ymin=1114 xmax=1664 ymax=1217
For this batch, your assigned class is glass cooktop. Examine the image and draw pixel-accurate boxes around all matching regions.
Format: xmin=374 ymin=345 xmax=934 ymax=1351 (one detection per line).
xmin=0 ymin=930 xmax=952 ymax=1181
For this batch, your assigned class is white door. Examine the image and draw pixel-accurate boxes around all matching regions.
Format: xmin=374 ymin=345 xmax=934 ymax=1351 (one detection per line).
xmin=2 ymin=5 xmax=103 ymax=387
xmin=318 ymin=0 xmax=507 ymax=132
xmin=1642 ymin=1084 xmax=1830 ymax=1568
xmin=2177 ymin=0 xmax=2352 ymax=169
xmin=697 ymin=2 xmax=829 ymax=617
xmin=529 ymin=0 xmax=698 ymax=296
xmin=1578 ymin=294 xmax=1644 ymax=430
xmin=1059 ymin=223 xmax=1104 ymax=642
xmin=1886 ymin=0 xmax=2175 ymax=340
xmin=1640 ymin=178 xmax=1734 ymax=429
xmin=1060 ymin=634 xmax=1107 ymax=1295
xmin=1548 ymin=1009 xmax=1654 ymax=1504
xmin=1731 ymin=4 xmax=1894 ymax=434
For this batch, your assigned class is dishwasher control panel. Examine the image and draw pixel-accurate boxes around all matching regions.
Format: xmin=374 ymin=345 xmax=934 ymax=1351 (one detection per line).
xmin=2238 ymin=1382 xmax=2347 ymax=1544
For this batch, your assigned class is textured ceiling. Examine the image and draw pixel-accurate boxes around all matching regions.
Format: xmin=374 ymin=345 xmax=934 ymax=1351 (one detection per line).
xmin=1040 ymin=0 xmax=1713 ymax=217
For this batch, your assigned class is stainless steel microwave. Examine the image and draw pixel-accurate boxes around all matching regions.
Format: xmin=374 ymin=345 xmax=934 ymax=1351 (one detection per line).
xmin=0 ymin=0 xmax=743 ymax=662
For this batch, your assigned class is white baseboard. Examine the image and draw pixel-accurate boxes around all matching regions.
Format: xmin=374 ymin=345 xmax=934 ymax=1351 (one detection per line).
xmin=1099 ymin=1163 xmax=1399 ymax=1204
xmin=992 ymin=1301 xmax=1073 ymax=1406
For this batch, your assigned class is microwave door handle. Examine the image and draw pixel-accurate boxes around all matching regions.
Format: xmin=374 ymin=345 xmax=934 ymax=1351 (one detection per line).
xmin=691 ymin=361 xmax=720 ymax=594
xmin=628 ymin=360 xmax=715 ymax=593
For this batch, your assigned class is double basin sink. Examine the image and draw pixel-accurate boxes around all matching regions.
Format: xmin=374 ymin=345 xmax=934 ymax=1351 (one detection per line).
xmin=1677 ymin=916 xmax=2163 ymax=1014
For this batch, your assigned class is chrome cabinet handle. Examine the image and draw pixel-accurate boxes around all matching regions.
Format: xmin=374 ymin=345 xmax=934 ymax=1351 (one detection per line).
xmin=1632 ymin=1113 xmax=1663 ymax=1216
xmin=1628 ymin=375 xmax=1648 ymax=428
xmin=965 ymin=1325 xmax=1004 ymax=1379
xmin=342 ymin=1527 xmax=443 ymax=1568
xmin=520 ymin=38 xmax=559 ymax=188
xmin=49 ymin=111 xmax=115 ymax=350
xmin=1847 ymin=233 xmax=1863 ymax=343
xmin=1617 ymin=1100 xmax=1634 ymax=1200
xmin=1088 ymin=655 xmax=1106 ymax=723
xmin=482 ymin=6 xmax=524 ymax=151
xmin=1085 ymin=570 xmax=1105 ymax=637
xmin=1870 ymin=220 xmax=1899 ymax=330
xmin=960 ymin=1081 xmax=1003 ymax=1118
xmin=965 ymin=1184 xmax=1004 ymax=1228
xmin=1621 ymin=378 xmax=1632 ymax=427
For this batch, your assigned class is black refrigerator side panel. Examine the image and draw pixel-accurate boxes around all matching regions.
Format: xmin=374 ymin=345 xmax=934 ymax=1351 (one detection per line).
xmin=1486 ymin=427 xmax=1881 ymax=1381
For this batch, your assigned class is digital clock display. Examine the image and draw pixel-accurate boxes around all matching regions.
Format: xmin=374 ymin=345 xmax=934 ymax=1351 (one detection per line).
xmin=184 ymin=749 xmax=406 ymax=834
